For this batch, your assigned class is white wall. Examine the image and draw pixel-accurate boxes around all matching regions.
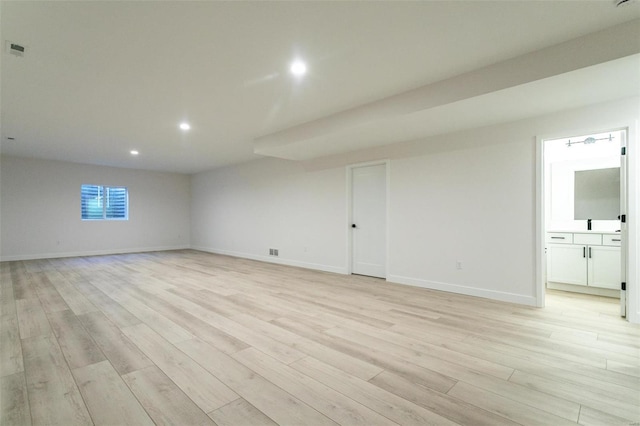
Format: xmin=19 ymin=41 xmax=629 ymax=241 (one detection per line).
xmin=0 ymin=156 xmax=190 ymax=260
xmin=191 ymin=158 xmax=347 ymax=273
xmin=191 ymin=96 xmax=639 ymax=314
xmin=387 ymin=140 xmax=536 ymax=304
xmin=2 ymin=97 xmax=635 ymax=319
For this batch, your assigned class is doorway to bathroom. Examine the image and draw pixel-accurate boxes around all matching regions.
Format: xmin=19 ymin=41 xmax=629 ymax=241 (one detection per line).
xmin=541 ymin=129 xmax=627 ymax=316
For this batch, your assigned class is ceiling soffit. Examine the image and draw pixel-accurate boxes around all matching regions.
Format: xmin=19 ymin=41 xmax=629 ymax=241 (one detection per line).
xmin=254 ymin=20 xmax=640 ymax=161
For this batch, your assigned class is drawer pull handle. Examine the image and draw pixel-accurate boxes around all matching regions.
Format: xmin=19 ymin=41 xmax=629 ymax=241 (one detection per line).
xmin=550 ymin=237 xmax=565 ymax=239
xmin=611 ymin=239 xmax=621 ymax=242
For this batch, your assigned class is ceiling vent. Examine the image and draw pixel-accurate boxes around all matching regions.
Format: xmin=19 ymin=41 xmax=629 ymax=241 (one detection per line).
xmin=6 ymin=41 xmax=25 ymax=57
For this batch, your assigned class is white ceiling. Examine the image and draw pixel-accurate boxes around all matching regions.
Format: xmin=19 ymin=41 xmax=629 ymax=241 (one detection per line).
xmin=1 ymin=1 xmax=639 ymax=174
xmin=259 ymin=54 xmax=640 ymax=161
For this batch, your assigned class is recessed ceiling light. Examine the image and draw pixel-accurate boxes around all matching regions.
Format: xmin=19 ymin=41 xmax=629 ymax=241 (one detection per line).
xmin=130 ymin=150 xmax=139 ymax=155
xmin=179 ymin=122 xmax=191 ymax=131
xmin=290 ymin=60 xmax=307 ymax=77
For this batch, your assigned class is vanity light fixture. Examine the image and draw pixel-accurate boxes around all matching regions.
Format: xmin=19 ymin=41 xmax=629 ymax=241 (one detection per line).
xmin=566 ymin=134 xmax=612 ymax=147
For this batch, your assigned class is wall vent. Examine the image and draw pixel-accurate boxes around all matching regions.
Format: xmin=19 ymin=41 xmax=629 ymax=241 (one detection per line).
xmin=6 ymin=41 xmax=25 ymax=57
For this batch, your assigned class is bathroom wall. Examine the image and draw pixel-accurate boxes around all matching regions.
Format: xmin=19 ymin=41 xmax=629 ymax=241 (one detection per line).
xmin=545 ymin=130 xmax=622 ymax=233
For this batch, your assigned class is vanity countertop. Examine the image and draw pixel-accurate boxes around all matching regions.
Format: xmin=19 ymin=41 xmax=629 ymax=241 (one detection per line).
xmin=548 ymin=230 xmax=620 ymax=234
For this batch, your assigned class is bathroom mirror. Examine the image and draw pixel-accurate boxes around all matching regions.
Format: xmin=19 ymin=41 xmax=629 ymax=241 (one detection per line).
xmin=574 ymin=167 xmax=620 ymax=220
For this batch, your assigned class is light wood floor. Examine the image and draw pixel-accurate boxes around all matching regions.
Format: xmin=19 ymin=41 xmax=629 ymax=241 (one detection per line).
xmin=1 ymin=250 xmax=639 ymax=426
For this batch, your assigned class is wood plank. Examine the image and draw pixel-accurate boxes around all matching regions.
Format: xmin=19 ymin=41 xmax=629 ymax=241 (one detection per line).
xmin=276 ymin=292 xmax=395 ymax=329
xmin=77 ymin=311 xmax=154 ymax=375
xmin=578 ymin=405 xmax=633 ymax=426
xmin=607 ymin=359 xmax=640 ymax=378
xmin=122 ymin=323 xmax=239 ymax=413
xmin=153 ymin=287 xmax=306 ymax=364
xmin=296 ymin=312 xmax=582 ymax=423
xmin=22 ymin=335 xmax=92 ymax=425
xmin=47 ymin=309 xmax=105 ymax=370
xmin=208 ymin=398 xmax=277 ymax=426
xmin=437 ymin=329 xmax=640 ymax=391
xmin=327 ymin=324 xmax=514 ymax=380
xmin=32 ymin=273 xmax=69 ymax=313
xmin=273 ymin=316 xmax=457 ymax=393
xmin=0 ymin=317 xmax=23 ymax=378
xmin=9 ymin=251 xmax=640 ymax=426
xmin=228 ymin=293 xmax=310 ymax=321
xmin=233 ymin=348 xmax=397 ymax=426
xmin=445 ymin=380 xmax=578 ymax=426
xmin=73 ymin=360 xmax=154 ymax=426
xmin=124 ymin=286 xmax=249 ymax=354
xmin=191 ymin=288 xmax=278 ymax=321
xmin=122 ymin=366 xmax=216 ymax=426
xmin=11 ymin=269 xmax=39 ymax=300
xmin=232 ymin=313 xmax=383 ymax=380
xmin=370 ymin=370 xmax=518 ymax=426
xmin=176 ymin=337 xmax=338 ymax=426
xmin=290 ymin=336 xmax=384 ymax=381
xmin=549 ymin=329 xmax=598 ymax=344
xmin=270 ymin=314 xmax=341 ymax=338
xmin=16 ymin=298 xmax=51 ymax=339
xmin=0 ymin=267 xmax=17 ymax=318
xmin=92 ymin=282 xmax=194 ymax=343
xmin=598 ymin=330 xmax=640 ymax=349
xmin=45 ymin=271 xmax=98 ymax=315
xmin=0 ymin=372 xmax=31 ymax=426
xmin=509 ymin=369 xmax=640 ymax=421
xmin=511 ymin=308 xmax=639 ymax=344
xmin=80 ymin=288 xmax=142 ymax=328
xmin=457 ymin=368 xmax=583 ymax=421
xmin=291 ymin=355 xmax=459 ymax=426
xmin=271 ymin=311 xmax=335 ymax=334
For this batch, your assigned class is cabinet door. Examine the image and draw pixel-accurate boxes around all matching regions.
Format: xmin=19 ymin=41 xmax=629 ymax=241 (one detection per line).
xmin=547 ymin=244 xmax=587 ymax=286
xmin=588 ymin=246 xmax=621 ymax=289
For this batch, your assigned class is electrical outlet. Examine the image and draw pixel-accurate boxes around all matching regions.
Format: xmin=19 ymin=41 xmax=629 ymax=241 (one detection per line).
xmin=269 ymin=248 xmax=279 ymax=256
xmin=456 ymin=261 xmax=462 ymax=270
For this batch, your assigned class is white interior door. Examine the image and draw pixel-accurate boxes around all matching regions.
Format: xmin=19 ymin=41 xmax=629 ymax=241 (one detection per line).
xmin=351 ymin=164 xmax=386 ymax=278
xmin=620 ymin=134 xmax=627 ymax=317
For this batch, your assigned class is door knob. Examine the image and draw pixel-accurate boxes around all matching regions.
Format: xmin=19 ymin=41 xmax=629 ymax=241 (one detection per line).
xmin=352 ymin=224 xmax=357 ymax=228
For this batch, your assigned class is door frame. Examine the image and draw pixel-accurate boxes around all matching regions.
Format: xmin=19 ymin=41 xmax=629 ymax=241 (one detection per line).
xmin=346 ymin=160 xmax=390 ymax=278
xmin=536 ymin=122 xmax=638 ymax=323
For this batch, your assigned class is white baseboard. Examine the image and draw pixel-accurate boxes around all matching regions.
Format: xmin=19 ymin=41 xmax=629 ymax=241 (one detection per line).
xmin=0 ymin=245 xmax=190 ymax=262
xmin=191 ymin=246 xmax=348 ymax=275
xmin=3 ymin=245 xmax=535 ymax=307
xmin=387 ymin=274 xmax=538 ymax=307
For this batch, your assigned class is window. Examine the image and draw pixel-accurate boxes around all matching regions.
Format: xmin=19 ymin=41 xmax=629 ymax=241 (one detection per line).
xmin=81 ymin=185 xmax=128 ymax=220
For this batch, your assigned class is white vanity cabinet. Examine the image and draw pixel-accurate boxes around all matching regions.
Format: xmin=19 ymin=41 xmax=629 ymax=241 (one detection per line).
xmin=547 ymin=242 xmax=587 ymax=285
xmin=546 ymin=232 xmax=620 ymax=289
